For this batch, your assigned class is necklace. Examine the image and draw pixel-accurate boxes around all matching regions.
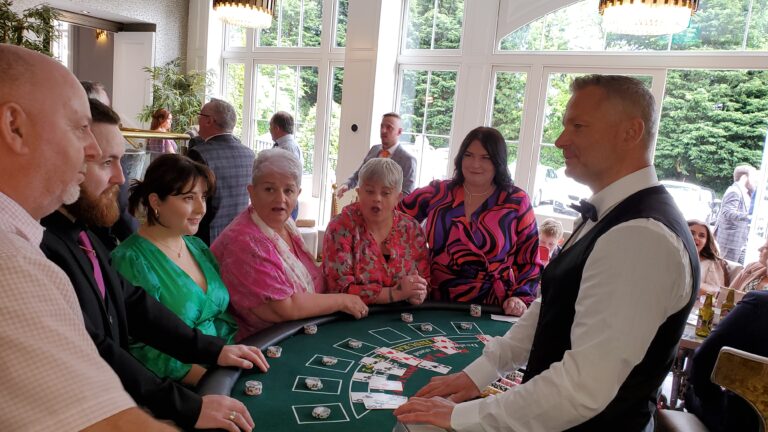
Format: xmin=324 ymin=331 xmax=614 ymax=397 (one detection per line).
xmin=463 ymin=184 xmax=495 ymax=201
xmin=144 ymin=232 xmax=184 ymax=259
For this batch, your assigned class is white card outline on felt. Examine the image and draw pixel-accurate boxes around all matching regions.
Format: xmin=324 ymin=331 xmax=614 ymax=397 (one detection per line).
xmin=333 ymin=338 xmax=377 ymax=357
xmin=305 ymin=354 xmax=355 ymax=373
xmin=407 ymin=322 xmax=446 ymax=337
xmin=450 ymin=321 xmax=483 ymax=334
xmin=369 ymin=327 xmax=411 ymax=344
xmin=291 ymin=402 xmax=350 ymax=424
xmin=291 ymin=375 xmax=343 ymax=395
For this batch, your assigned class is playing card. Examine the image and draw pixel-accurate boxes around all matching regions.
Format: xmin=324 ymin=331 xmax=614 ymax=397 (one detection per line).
xmin=369 ymin=376 xmax=404 ymax=391
xmin=374 ymin=361 xmax=406 ymax=376
xmin=360 ymin=356 xmax=378 ymax=365
xmin=476 ymin=334 xmax=492 ymax=344
xmin=433 ymin=342 xmax=461 ymax=355
xmin=363 ymin=393 xmax=408 ymax=409
xmin=431 ymin=336 xmax=454 ymax=345
xmin=376 ymin=347 xmax=422 ymax=366
xmin=350 ymin=392 xmax=375 ymax=403
xmin=417 ymin=360 xmax=451 ymax=374
xmin=353 ymin=372 xmax=373 ymax=382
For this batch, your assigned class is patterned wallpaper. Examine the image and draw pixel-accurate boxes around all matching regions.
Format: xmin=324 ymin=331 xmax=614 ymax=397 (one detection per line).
xmin=11 ymin=0 xmax=189 ymax=66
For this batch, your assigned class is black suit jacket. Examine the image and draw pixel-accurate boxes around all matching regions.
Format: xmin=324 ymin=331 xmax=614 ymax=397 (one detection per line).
xmin=40 ymin=211 xmax=225 ymax=430
xmin=188 ymin=134 xmax=255 ymax=245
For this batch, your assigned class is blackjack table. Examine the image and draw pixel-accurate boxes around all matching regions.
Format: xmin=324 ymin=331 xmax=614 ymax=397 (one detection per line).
xmin=197 ymin=302 xmax=513 ymax=431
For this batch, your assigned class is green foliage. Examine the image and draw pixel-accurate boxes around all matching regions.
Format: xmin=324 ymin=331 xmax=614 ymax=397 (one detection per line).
xmin=257 ymin=0 xmax=322 ymax=47
xmin=655 ymin=70 xmax=768 ymax=193
xmin=405 ymin=0 xmax=463 ymax=50
xmin=0 ymin=0 xmax=59 ymax=56
xmin=139 ymin=58 xmax=214 ymax=133
xmin=335 ymin=0 xmax=348 ymax=47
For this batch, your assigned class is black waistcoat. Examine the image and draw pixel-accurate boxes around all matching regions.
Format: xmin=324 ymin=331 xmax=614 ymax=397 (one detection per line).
xmin=524 ymin=185 xmax=700 ymax=431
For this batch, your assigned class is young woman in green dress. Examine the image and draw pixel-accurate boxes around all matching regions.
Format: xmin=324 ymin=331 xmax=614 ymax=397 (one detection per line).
xmin=112 ymin=154 xmax=238 ymax=386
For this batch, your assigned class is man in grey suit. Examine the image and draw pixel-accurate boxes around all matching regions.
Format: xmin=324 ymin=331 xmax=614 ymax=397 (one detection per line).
xmin=337 ymin=112 xmax=417 ymax=197
xmin=188 ymin=98 xmax=255 ymax=245
xmin=270 ymin=111 xmax=303 ymax=219
xmin=715 ymin=164 xmax=757 ymax=264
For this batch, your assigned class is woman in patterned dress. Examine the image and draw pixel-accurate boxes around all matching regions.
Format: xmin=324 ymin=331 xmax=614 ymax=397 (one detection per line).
xmin=323 ymin=158 xmax=429 ymax=304
xmin=398 ymin=127 xmax=541 ymax=316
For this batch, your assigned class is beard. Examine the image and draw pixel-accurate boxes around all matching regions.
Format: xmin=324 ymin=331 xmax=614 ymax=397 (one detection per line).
xmin=64 ymin=184 xmax=120 ymax=228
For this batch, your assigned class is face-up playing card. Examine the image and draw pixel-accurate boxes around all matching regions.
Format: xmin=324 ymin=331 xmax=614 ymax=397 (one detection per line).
xmin=417 ymin=360 xmax=451 ymax=374
xmin=476 ymin=334 xmax=492 ymax=344
xmin=374 ymin=361 xmax=406 ymax=376
xmin=431 ymin=336 xmax=455 ymax=345
xmin=363 ymin=393 xmax=408 ymax=410
xmin=368 ymin=376 xmax=404 ymax=391
xmin=353 ymin=372 xmax=373 ymax=382
xmin=375 ymin=347 xmax=423 ymax=366
xmin=433 ymin=342 xmax=461 ymax=355
xmin=350 ymin=392 xmax=375 ymax=403
xmin=360 ymin=356 xmax=378 ymax=366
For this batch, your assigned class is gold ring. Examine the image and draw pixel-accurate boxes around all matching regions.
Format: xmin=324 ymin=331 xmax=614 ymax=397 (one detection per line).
xmin=228 ymin=411 xmax=237 ymax=421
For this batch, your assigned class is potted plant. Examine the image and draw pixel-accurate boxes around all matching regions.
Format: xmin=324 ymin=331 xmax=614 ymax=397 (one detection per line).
xmin=0 ymin=0 xmax=59 ymax=56
xmin=139 ymin=57 xmax=214 ymax=134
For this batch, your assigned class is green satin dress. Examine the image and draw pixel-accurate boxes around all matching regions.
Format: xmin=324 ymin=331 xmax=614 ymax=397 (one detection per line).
xmin=111 ymin=234 xmax=237 ymax=381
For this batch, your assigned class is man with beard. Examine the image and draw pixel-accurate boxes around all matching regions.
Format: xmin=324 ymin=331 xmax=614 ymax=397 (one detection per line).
xmin=40 ymin=99 xmax=268 ymax=432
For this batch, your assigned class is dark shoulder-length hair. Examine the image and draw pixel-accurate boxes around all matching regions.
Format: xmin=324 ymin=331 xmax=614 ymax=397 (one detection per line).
xmin=450 ymin=126 xmax=514 ymax=191
xmin=150 ymin=108 xmax=171 ymax=130
xmin=688 ymin=219 xmax=720 ymax=261
xmin=128 ymin=154 xmax=216 ymax=226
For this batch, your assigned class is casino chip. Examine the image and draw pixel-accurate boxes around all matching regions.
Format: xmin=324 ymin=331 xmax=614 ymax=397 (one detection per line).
xmin=347 ymin=339 xmax=362 ymax=349
xmin=305 ymin=377 xmax=323 ymax=390
xmin=244 ymin=380 xmax=262 ymax=396
xmin=312 ymin=406 xmax=331 ymax=419
xmin=266 ymin=346 xmax=282 ymax=358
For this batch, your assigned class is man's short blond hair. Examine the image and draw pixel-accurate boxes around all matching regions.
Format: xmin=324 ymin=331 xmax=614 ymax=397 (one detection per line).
xmin=539 ymin=218 xmax=564 ymax=240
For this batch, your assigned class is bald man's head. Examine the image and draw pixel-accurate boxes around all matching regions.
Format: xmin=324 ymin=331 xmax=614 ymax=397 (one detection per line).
xmin=0 ymin=44 xmax=101 ymax=219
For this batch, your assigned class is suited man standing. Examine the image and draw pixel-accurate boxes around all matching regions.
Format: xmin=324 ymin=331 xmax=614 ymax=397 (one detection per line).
xmin=40 ymin=99 xmax=267 ymax=431
xmin=188 ymin=98 xmax=255 ymax=245
xmin=270 ymin=111 xmax=303 ymax=219
xmin=336 ymin=112 xmax=417 ymax=197
xmin=715 ymin=164 xmax=757 ymax=264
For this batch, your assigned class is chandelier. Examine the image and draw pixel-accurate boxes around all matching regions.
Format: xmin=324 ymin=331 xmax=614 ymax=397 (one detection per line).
xmin=213 ymin=0 xmax=275 ymax=29
xmin=599 ymin=0 xmax=700 ymax=36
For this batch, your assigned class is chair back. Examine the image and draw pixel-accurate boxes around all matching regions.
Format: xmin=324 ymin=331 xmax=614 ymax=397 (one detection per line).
xmin=711 ymin=346 xmax=768 ymax=432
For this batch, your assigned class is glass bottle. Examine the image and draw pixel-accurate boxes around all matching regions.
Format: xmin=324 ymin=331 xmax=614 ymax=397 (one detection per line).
xmin=719 ymin=288 xmax=735 ymax=321
xmin=696 ymin=293 xmax=714 ymax=337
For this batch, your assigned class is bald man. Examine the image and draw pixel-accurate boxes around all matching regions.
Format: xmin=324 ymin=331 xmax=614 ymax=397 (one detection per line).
xmin=0 ymin=44 xmax=172 ymax=431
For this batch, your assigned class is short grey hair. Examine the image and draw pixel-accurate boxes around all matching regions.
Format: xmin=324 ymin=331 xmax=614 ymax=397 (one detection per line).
xmin=733 ymin=164 xmax=756 ymax=182
xmin=206 ymin=98 xmax=237 ymax=132
xmin=571 ymin=74 xmax=657 ymax=145
xmin=358 ymin=157 xmax=403 ymax=192
xmin=251 ymin=148 xmax=302 ymax=187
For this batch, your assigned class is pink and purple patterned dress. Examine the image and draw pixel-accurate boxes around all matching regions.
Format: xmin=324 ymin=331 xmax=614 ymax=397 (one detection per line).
xmin=323 ymin=202 xmax=430 ymax=304
xmin=397 ymin=179 xmax=541 ymax=307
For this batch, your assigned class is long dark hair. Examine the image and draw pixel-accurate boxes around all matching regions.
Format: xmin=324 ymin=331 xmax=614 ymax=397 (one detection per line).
xmin=129 ymin=154 xmax=216 ymax=226
xmin=451 ymin=127 xmax=514 ymax=191
xmin=688 ymin=219 xmax=720 ymax=260
xmin=150 ymin=108 xmax=171 ymax=131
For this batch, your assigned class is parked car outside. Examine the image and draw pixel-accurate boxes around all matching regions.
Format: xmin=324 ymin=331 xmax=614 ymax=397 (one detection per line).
xmin=549 ymin=167 xmax=593 ymax=218
xmin=660 ymin=180 xmax=719 ymax=225
xmin=508 ymin=161 xmax=560 ymax=207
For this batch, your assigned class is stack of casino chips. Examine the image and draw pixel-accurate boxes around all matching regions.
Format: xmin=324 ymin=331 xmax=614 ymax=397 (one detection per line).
xmin=481 ymin=371 xmax=524 ymax=397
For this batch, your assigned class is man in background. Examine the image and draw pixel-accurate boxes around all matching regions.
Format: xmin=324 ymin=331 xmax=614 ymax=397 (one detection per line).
xmin=337 ymin=112 xmax=417 ymax=197
xmin=715 ymin=164 xmax=757 ymax=264
xmin=188 ymin=98 xmax=255 ymax=245
xmin=270 ymin=111 xmax=304 ymax=219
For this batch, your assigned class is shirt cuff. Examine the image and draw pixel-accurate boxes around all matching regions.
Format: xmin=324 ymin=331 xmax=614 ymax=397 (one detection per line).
xmin=463 ymin=355 xmax=500 ymax=391
xmin=451 ymin=398 xmax=485 ymax=432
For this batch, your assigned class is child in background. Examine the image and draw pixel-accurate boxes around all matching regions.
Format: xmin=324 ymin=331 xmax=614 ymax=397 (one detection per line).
xmin=538 ymin=218 xmax=564 ymax=266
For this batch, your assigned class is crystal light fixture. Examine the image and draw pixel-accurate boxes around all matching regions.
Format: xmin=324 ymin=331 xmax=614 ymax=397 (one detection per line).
xmin=599 ymin=0 xmax=699 ymax=36
xmin=213 ymin=0 xmax=275 ymax=29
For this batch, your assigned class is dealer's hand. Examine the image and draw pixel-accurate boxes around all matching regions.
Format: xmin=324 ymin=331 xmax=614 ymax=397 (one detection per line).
xmin=394 ymin=396 xmax=455 ymax=430
xmin=503 ymin=296 xmax=527 ymax=316
xmin=217 ymin=344 xmax=270 ymax=372
xmin=195 ymin=395 xmax=254 ymax=432
xmin=413 ymin=371 xmax=480 ymax=403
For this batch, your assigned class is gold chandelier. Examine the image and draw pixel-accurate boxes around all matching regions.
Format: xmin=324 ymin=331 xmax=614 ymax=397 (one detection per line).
xmin=213 ymin=0 xmax=275 ymax=29
xmin=599 ymin=0 xmax=700 ymax=36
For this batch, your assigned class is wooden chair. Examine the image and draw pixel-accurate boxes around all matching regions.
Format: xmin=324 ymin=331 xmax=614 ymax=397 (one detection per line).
xmin=712 ymin=346 xmax=768 ymax=432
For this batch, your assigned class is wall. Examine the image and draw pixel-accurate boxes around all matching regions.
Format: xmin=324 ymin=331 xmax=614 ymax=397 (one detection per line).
xmin=71 ymin=26 xmax=114 ymax=95
xmin=11 ymin=0 xmax=188 ymax=66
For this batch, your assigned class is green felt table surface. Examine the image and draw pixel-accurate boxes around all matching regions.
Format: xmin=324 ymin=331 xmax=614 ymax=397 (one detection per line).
xmin=228 ymin=307 xmax=513 ymax=431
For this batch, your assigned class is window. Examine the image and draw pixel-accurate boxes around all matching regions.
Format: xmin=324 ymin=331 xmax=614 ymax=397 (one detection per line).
xmin=500 ymin=0 xmax=768 ymax=52
xmin=334 ymin=0 xmax=348 ymax=48
xmin=490 ymin=71 xmax=528 ymax=168
xmin=226 ymin=24 xmax=247 ymax=49
xmin=256 ymin=0 xmax=322 ymax=48
xmin=403 ymin=0 xmax=464 ymax=50
xmin=397 ymin=68 xmax=458 ymax=184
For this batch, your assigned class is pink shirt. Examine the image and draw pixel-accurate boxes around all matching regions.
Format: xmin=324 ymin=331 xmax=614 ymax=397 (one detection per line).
xmin=211 ymin=207 xmax=325 ymax=340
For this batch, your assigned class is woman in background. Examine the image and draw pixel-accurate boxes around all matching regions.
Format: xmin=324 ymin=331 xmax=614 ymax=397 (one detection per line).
xmin=688 ymin=219 xmax=729 ymax=297
xmin=398 ymin=127 xmax=541 ymax=316
xmin=112 ymin=154 xmax=238 ymax=386
xmin=147 ymin=108 xmax=177 ymax=162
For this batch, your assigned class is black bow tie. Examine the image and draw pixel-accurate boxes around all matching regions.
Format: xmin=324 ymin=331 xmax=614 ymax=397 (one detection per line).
xmin=569 ymin=199 xmax=598 ymax=222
